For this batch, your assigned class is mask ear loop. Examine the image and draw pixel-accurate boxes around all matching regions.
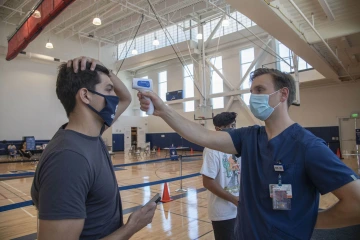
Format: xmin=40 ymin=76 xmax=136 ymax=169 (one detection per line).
xmin=272 ymin=88 xmax=285 ymax=109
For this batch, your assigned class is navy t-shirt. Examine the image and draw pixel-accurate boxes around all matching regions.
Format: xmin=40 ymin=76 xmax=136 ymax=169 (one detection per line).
xmin=228 ymin=123 xmax=358 ymax=240
xmin=31 ymin=125 xmax=123 ymax=239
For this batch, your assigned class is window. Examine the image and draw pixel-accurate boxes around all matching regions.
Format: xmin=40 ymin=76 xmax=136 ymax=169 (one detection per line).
xmin=183 ymin=64 xmax=194 ymax=112
xmin=202 ymin=11 xmax=256 ymax=42
xmin=140 ymin=76 xmax=148 ymax=117
xmin=118 ymin=20 xmax=194 ymax=60
xmin=210 ymin=56 xmax=224 ymax=109
xmin=158 ymin=71 xmax=167 ymax=102
xmin=277 ymin=41 xmax=312 ymax=72
xmin=240 ymin=47 xmax=255 ymax=106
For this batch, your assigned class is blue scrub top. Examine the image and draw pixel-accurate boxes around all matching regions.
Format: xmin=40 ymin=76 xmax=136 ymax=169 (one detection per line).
xmin=228 ymin=123 xmax=358 ymax=240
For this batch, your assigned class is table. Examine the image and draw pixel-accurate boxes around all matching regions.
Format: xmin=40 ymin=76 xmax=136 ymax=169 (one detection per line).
xmin=163 ymin=147 xmax=189 ymax=157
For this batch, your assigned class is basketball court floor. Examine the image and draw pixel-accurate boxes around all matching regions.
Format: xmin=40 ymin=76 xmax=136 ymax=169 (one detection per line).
xmin=0 ymin=151 xmax=358 ymax=240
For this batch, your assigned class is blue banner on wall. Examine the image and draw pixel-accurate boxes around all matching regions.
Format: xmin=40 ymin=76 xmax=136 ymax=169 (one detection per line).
xmin=356 ymin=129 xmax=360 ymax=145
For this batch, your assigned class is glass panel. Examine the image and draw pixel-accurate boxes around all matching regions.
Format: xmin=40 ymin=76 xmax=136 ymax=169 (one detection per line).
xmin=280 ymin=61 xmax=291 ymax=73
xmin=241 ymin=64 xmax=254 ymax=89
xmin=278 ymin=43 xmax=290 ymax=58
xmin=184 ymin=101 xmax=194 ymax=112
xmin=212 ymin=97 xmax=224 ymax=109
xmin=241 ymin=47 xmax=254 ymax=63
xmin=145 ymin=33 xmax=154 ymax=52
xmin=241 ymin=93 xmax=251 ymax=106
xmin=184 ymin=64 xmax=194 ymax=77
xmin=298 ymin=57 xmax=307 ymax=71
xmin=159 ymin=82 xmax=167 ymax=102
xmin=159 ymin=71 xmax=167 ymax=83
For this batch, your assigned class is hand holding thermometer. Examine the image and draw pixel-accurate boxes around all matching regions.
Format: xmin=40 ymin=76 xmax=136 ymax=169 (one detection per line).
xmin=132 ymin=78 xmax=154 ymax=115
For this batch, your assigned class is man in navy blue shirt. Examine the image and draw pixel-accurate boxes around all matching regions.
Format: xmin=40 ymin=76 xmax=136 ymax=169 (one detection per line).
xmin=137 ymin=68 xmax=360 ymax=239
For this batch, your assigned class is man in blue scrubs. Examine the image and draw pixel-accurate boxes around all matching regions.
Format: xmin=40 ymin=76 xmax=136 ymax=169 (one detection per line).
xmin=137 ymin=68 xmax=360 ymax=239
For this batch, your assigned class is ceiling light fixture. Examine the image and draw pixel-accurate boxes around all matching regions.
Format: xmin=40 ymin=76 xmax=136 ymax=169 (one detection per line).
xmin=153 ymin=37 xmax=159 ymax=46
xmin=45 ymin=39 xmax=53 ymax=49
xmin=93 ymin=15 xmax=101 ymax=26
xmin=222 ymin=18 xmax=229 ymax=27
xmin=32 ymin=10 xmax=41 ymax=18
xmin=132 ymin=47 xmax=138 ymax=55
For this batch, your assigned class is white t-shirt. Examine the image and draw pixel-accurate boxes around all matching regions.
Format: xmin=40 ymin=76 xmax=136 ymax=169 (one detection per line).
xmin=200 ymin=147 xmax=241 ymax=221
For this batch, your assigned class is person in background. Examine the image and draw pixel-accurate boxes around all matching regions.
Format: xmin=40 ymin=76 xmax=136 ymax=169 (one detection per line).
xmin=200 ymin=112 xmax=240 ymax=240
xmin=7 ymin=143 xmax=17 ymax=159
xmin=19 ymin=141 xmax=33 ymax=159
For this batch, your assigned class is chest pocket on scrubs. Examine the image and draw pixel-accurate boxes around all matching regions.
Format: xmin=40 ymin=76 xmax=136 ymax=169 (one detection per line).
xmin=279 ymin=163 xmax=297 ymax=183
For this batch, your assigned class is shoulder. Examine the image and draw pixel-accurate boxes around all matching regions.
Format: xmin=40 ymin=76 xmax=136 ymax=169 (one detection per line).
xmin=44 ymin=130 xmax=91 ymax=160
xmin=290 ymin=124 xmax=325 ymax=148
xmin=227 ymin=125 xmax=263 ymax=136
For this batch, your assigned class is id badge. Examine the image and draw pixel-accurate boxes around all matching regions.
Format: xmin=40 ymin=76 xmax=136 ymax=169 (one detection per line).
xmin=270 ymin=185 xmax=292 ymax=211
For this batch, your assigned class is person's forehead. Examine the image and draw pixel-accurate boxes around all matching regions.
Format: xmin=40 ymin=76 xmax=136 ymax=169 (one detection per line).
xmin=251 ymin=74 xmax=274 ymax=88
xmin=98 ymin=73 xmax=112 ymax=85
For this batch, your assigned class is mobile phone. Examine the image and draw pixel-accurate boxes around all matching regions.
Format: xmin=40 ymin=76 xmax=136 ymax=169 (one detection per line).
xmin=143 ymin=193 xmax=161 ymax=207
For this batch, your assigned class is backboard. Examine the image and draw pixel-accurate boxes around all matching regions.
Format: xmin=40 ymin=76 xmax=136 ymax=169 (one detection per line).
xmin=194 ymin=105 xmax=213 ymax=120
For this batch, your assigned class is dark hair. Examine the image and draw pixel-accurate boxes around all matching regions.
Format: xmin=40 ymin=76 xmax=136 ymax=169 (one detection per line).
xmin=250 ymin=68 xmax=296 ymax=108
xmin=56 ymin=62 xmax=110 ymax=116
xmin=213 ymin=112 xmax=237 ymax=127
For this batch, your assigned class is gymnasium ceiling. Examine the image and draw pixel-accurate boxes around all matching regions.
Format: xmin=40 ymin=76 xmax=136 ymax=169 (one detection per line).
xmin=1 ymin=0 xmax=359 ymax=81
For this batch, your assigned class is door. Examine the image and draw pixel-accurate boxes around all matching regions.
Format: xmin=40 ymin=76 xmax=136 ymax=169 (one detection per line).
xmin=112 ymin=134 xmax=124 ymax=151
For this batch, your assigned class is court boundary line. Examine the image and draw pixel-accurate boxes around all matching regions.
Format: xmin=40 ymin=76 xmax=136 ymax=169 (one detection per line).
xmin=0 ymin=172 xmax=201 ymax=212
xmin=0 ymin=154 xmax=202 ymax=179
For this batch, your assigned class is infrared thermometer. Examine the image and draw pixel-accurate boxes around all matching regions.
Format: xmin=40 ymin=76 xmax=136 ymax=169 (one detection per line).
xmin=132 ymin=78 xmax=154 ymax=115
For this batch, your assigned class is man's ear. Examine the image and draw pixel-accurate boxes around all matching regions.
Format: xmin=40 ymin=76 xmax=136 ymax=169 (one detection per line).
xmin=78 ymin=88 xmax=91 ymax=105
xmin=280 ymin=87 xmax=289 ymax=103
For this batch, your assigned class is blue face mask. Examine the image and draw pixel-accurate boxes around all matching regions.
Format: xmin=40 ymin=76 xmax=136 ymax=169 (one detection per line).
xmin=87 ymin=89 xmax=119 ymax=127
xmin=249 ymin=90 xmax=281 ymax=121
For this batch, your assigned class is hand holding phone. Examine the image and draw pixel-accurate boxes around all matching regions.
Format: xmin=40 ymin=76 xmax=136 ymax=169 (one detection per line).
xmin=143 ymin=193 xmax=161 ymax=207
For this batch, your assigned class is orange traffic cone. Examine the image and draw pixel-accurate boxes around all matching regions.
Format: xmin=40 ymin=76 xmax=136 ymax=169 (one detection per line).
xmin=190 ymin=148 xmax=194 ymax=155
xmin=161 ymin=182 xmax=173 ymax=203
xmin=336 ymin=148 xmax=342 ymax=159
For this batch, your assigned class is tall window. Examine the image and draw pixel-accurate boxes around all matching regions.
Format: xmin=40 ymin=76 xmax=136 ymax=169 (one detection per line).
xmin=140 ymin=76 xmax=148 ymax=117
xmin=277 ymin=41 xmax=312 ymax=72
xmin=158 ymin=71 xmax=167 ymax=102
xmin=183 ymin=64 xmax=194 ymax=112
xmin=118 ymin=20 xmax=196 ymax=60
xmin=240 ymin=47 xmax=255 ymax=106
xmin=210 ymin=56 xmax=224 ymax=109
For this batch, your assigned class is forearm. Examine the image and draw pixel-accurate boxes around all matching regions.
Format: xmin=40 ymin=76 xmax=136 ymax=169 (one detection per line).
xmin=204 ymin=179 xmax=238 ymax=205
xmin=100 ymin=223 xmax=134 ymax=240
xmin=109 ymin=72 xmax=131 ymax=117
xmin=110 ymin=72 xmax=131 ymax=101
xmin=315 ymin=200 xmax=360 ymax=229
xmin=160 ymin=107 xmax=236 ymax=154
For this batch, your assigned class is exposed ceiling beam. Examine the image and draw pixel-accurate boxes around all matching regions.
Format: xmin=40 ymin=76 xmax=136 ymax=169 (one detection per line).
xmin=0 ymin=5 xmax=25 ymax=14
xmin=305 ymin=17 xmax=360 ymax=44
xmin=68 ymin=5 xmax=129 ymax=39
xmin=54 ymin=2 xmax=116 ymax=35
xmin=3 ymin=0 xmax=32 ymax=21
xmin=0 ymin=0 xmax=8 ymax=7
xmin=226 ymin=0 xmax=338 ymax=80
xmin=43 ymin=1 xmax=100 ymax=34
xmin=317 ymin=0 xmax=335 ymax=21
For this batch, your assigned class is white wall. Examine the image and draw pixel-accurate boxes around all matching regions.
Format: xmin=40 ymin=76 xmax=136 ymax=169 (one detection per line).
xmin=0 ymin=22 xmax=128 ymax=140
xmin=290 ymin=82 xmax=360 ymax=127
xmin=0 ymin=57 xmax=66 ymax=140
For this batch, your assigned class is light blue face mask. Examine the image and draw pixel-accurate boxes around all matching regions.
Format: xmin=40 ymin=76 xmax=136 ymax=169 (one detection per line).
xmin=249 ymin=90 xmax=281 ymax=121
